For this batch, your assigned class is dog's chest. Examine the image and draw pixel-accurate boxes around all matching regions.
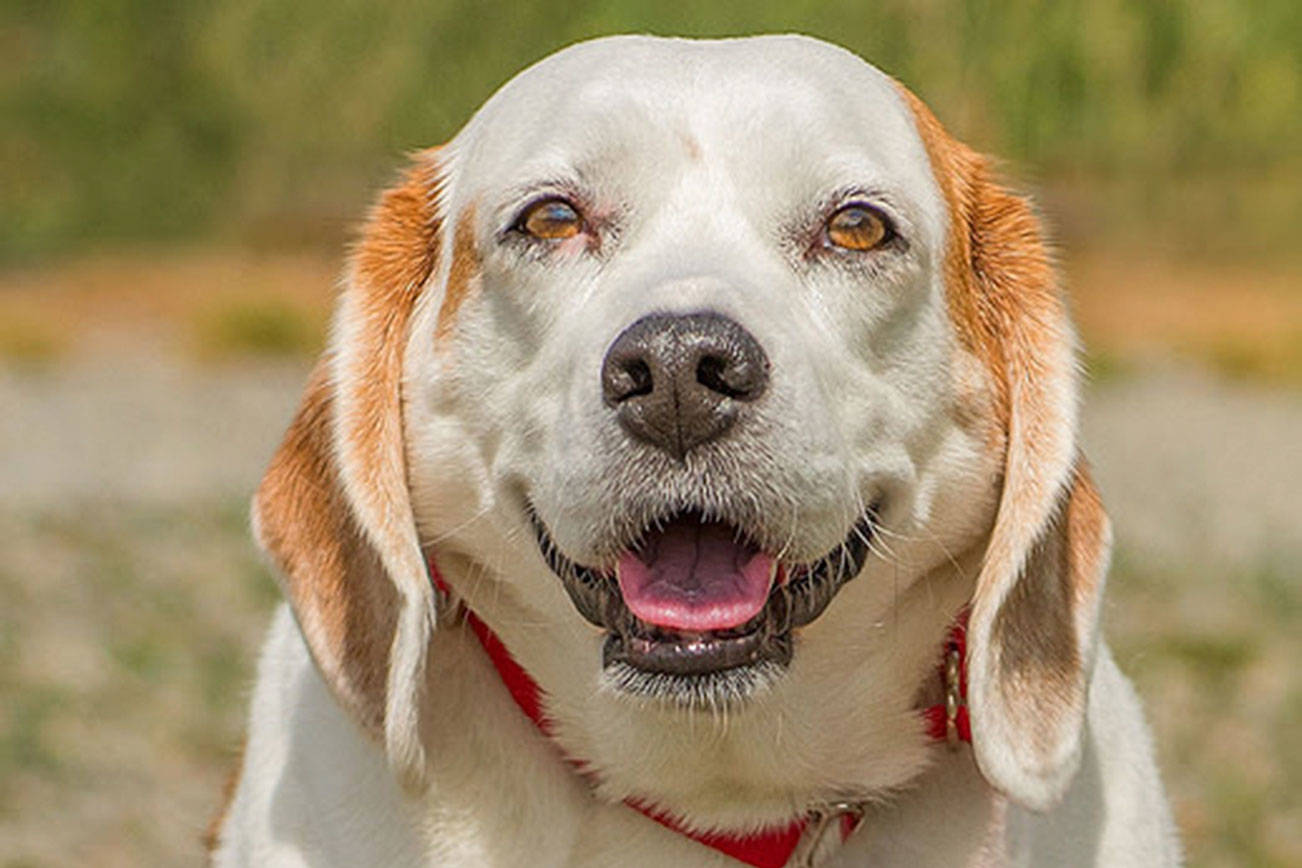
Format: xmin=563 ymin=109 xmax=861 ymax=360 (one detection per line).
xmin=415 ymin=630 xmax=1001 ymax=868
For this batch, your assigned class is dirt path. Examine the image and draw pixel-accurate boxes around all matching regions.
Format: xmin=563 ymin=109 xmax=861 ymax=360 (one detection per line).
xmin=1082 ymin=366 xmax=1302 ymax=568
xmin=0 ymin=358 xmax=308 ymax=509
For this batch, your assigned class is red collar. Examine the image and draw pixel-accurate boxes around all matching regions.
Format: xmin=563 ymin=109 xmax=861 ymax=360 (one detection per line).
xmin=430 ymin=563 xmax=969 ymax=868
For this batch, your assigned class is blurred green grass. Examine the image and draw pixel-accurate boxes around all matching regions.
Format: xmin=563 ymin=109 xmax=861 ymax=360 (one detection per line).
xmin=0 ymin=315 xmax=65 ymax=370
xmin=1109 ymin=549 xmax=1302 ymax=866
xmin=4 ymin=0 xmax=1301 ymax=263
xmin=0 ymin=501 xmax=279 ymax=866
xmin=193 ymin=297 xmax=321 ymax=359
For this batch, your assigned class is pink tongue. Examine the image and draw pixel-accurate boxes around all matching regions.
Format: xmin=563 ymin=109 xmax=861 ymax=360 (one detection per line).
xmin=617 ymin=516 xmax=776 ymax=632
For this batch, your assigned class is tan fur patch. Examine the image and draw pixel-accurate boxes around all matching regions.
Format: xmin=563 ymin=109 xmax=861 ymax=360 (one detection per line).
xmin=991 ymin=463 xmax=1106 ymax=741
xmin=353 ymin=152 xmax=443 ymax=302
xmin=251 ymin=150 xmax=442 ymax=737
xmin=892 ymin=84 xmax=1060 ymax=433
xmin=894 ymin=77 xmax=1077 ymax=613
xmin=253 ymin=361 xmax=399 ymax=732
xmin=435 ymin=204 xmax=480 ymax=343
xmin=345 ymin=149 xmax=444 ymax=519
xmin=679 ymin=130 xmax=702 ymax=161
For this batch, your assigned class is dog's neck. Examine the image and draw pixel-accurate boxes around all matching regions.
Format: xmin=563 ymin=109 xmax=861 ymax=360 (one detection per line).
xmin=425 ymin=551 xmax=979 ymax=841
xmin=446 ymin=580 xmax=969 ymax=866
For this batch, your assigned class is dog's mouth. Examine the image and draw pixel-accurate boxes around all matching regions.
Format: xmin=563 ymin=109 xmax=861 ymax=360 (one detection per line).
xmin=529 ymin=506 xmax=876 ymax=703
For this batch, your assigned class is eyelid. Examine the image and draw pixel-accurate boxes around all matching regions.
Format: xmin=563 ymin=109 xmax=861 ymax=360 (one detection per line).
xmin=511 ymin=195 xmax=574 ymax=227
xmin=831 ymin=200 xmax=896 ymax=230
xmin=500 ymin=181 xmax=586 ymax=231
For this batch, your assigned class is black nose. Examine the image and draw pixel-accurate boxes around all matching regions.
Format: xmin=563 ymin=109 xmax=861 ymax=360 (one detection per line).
xmin=601 ymin=312 xmax=769 ymax=459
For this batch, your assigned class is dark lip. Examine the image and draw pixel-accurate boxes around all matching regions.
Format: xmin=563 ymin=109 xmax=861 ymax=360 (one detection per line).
xmin=527 ymin=504 xmax=877 ymax=692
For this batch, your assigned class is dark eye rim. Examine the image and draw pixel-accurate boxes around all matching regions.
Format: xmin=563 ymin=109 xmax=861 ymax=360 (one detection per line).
xmin=821 ymin=201 xmax=897 ymax=251
xmin=512 ymin=195 xmax=585 ymax=238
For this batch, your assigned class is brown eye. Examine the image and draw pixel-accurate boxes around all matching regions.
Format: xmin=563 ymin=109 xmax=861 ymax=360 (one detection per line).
xmin=519 ymin=197 xmax=583 ymax=240
xmin=825 ymin=204 xmax=891 ymax=251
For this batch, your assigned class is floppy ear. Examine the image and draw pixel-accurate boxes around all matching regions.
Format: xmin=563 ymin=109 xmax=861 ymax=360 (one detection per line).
xmin=897 ymin=86 xmax=1111 ymax=811
xmin=252 ymin=148 xmax=444 ymax=789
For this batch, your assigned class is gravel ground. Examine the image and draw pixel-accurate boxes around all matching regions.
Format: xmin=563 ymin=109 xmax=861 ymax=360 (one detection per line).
xmin=1082 ymin=365 xmax=1302 ymax=569
xmin=0 ymin=358 xmax=309 ymax=510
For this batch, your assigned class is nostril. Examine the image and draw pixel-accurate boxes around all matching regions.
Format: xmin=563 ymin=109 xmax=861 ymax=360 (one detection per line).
xmin=620 ymin=359 xmax=654 ymax=400
xmin=604 ymin=357 xmax=654 ymax=404
xmin=602 ymin=311 xmax=769 ymax=456
xmin=696 ymin=352 xmax=765 ymax=401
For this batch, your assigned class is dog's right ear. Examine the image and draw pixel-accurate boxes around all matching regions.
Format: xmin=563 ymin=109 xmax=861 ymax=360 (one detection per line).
xmin=251 ymin=148 xmax=444 ymax=789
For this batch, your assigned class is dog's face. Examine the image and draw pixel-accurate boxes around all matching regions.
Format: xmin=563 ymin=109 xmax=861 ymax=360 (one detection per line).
xmin=256 ymin=35 xmax=1112 ymax=823
xmin=406 ymin=36 xmax=996 ymax=708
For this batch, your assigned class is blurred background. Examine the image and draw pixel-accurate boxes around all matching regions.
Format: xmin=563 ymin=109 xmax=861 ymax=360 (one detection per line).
xmin=1 ymin=1 xmax=1299 ymax=865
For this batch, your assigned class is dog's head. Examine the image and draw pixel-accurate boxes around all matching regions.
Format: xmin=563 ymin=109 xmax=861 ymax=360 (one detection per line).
xmin=254 ymin=35 xmax=1110 ymax=820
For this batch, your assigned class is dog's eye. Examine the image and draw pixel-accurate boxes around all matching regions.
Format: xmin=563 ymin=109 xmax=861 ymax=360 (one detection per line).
xmin=518 ymin=197 xmax=583 ymax=240
xmin=824 ymin=204 xmax=892 ymax=251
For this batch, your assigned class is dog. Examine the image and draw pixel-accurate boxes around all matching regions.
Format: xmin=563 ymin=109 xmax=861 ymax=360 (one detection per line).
xmin=209 ymin=35 xmax=1180 ymax=866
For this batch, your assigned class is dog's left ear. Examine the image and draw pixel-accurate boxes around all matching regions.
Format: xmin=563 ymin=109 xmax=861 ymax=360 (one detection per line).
xmin=967 ymin=449 xmax=1110 ymax=813
xmin=898 ymin=86 xmax=1112 ymax=811
xmin=251 ymin=148 xmax=444 ymax=789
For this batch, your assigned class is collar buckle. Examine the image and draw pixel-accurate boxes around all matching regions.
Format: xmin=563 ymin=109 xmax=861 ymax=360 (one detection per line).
xmin=944 ymin=643 xmax=963 ymax=750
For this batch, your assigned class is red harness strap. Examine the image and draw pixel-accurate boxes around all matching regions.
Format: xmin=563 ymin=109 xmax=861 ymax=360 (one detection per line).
xmin=433 ymin=564 xmax=969 ymax=868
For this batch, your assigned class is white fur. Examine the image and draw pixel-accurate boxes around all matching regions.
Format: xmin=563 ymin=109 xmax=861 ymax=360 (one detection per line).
xmin=217 ymin=608 xmax=1178 ymax=866
xmin=215 ymin=35 xmax=1179 ymax=866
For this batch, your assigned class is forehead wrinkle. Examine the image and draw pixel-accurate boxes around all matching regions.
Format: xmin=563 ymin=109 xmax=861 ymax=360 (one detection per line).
xmin=457 ymin=37 xmax=917 ymax=172
xmin=465 ymin=101 xmax=685 ymax=212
